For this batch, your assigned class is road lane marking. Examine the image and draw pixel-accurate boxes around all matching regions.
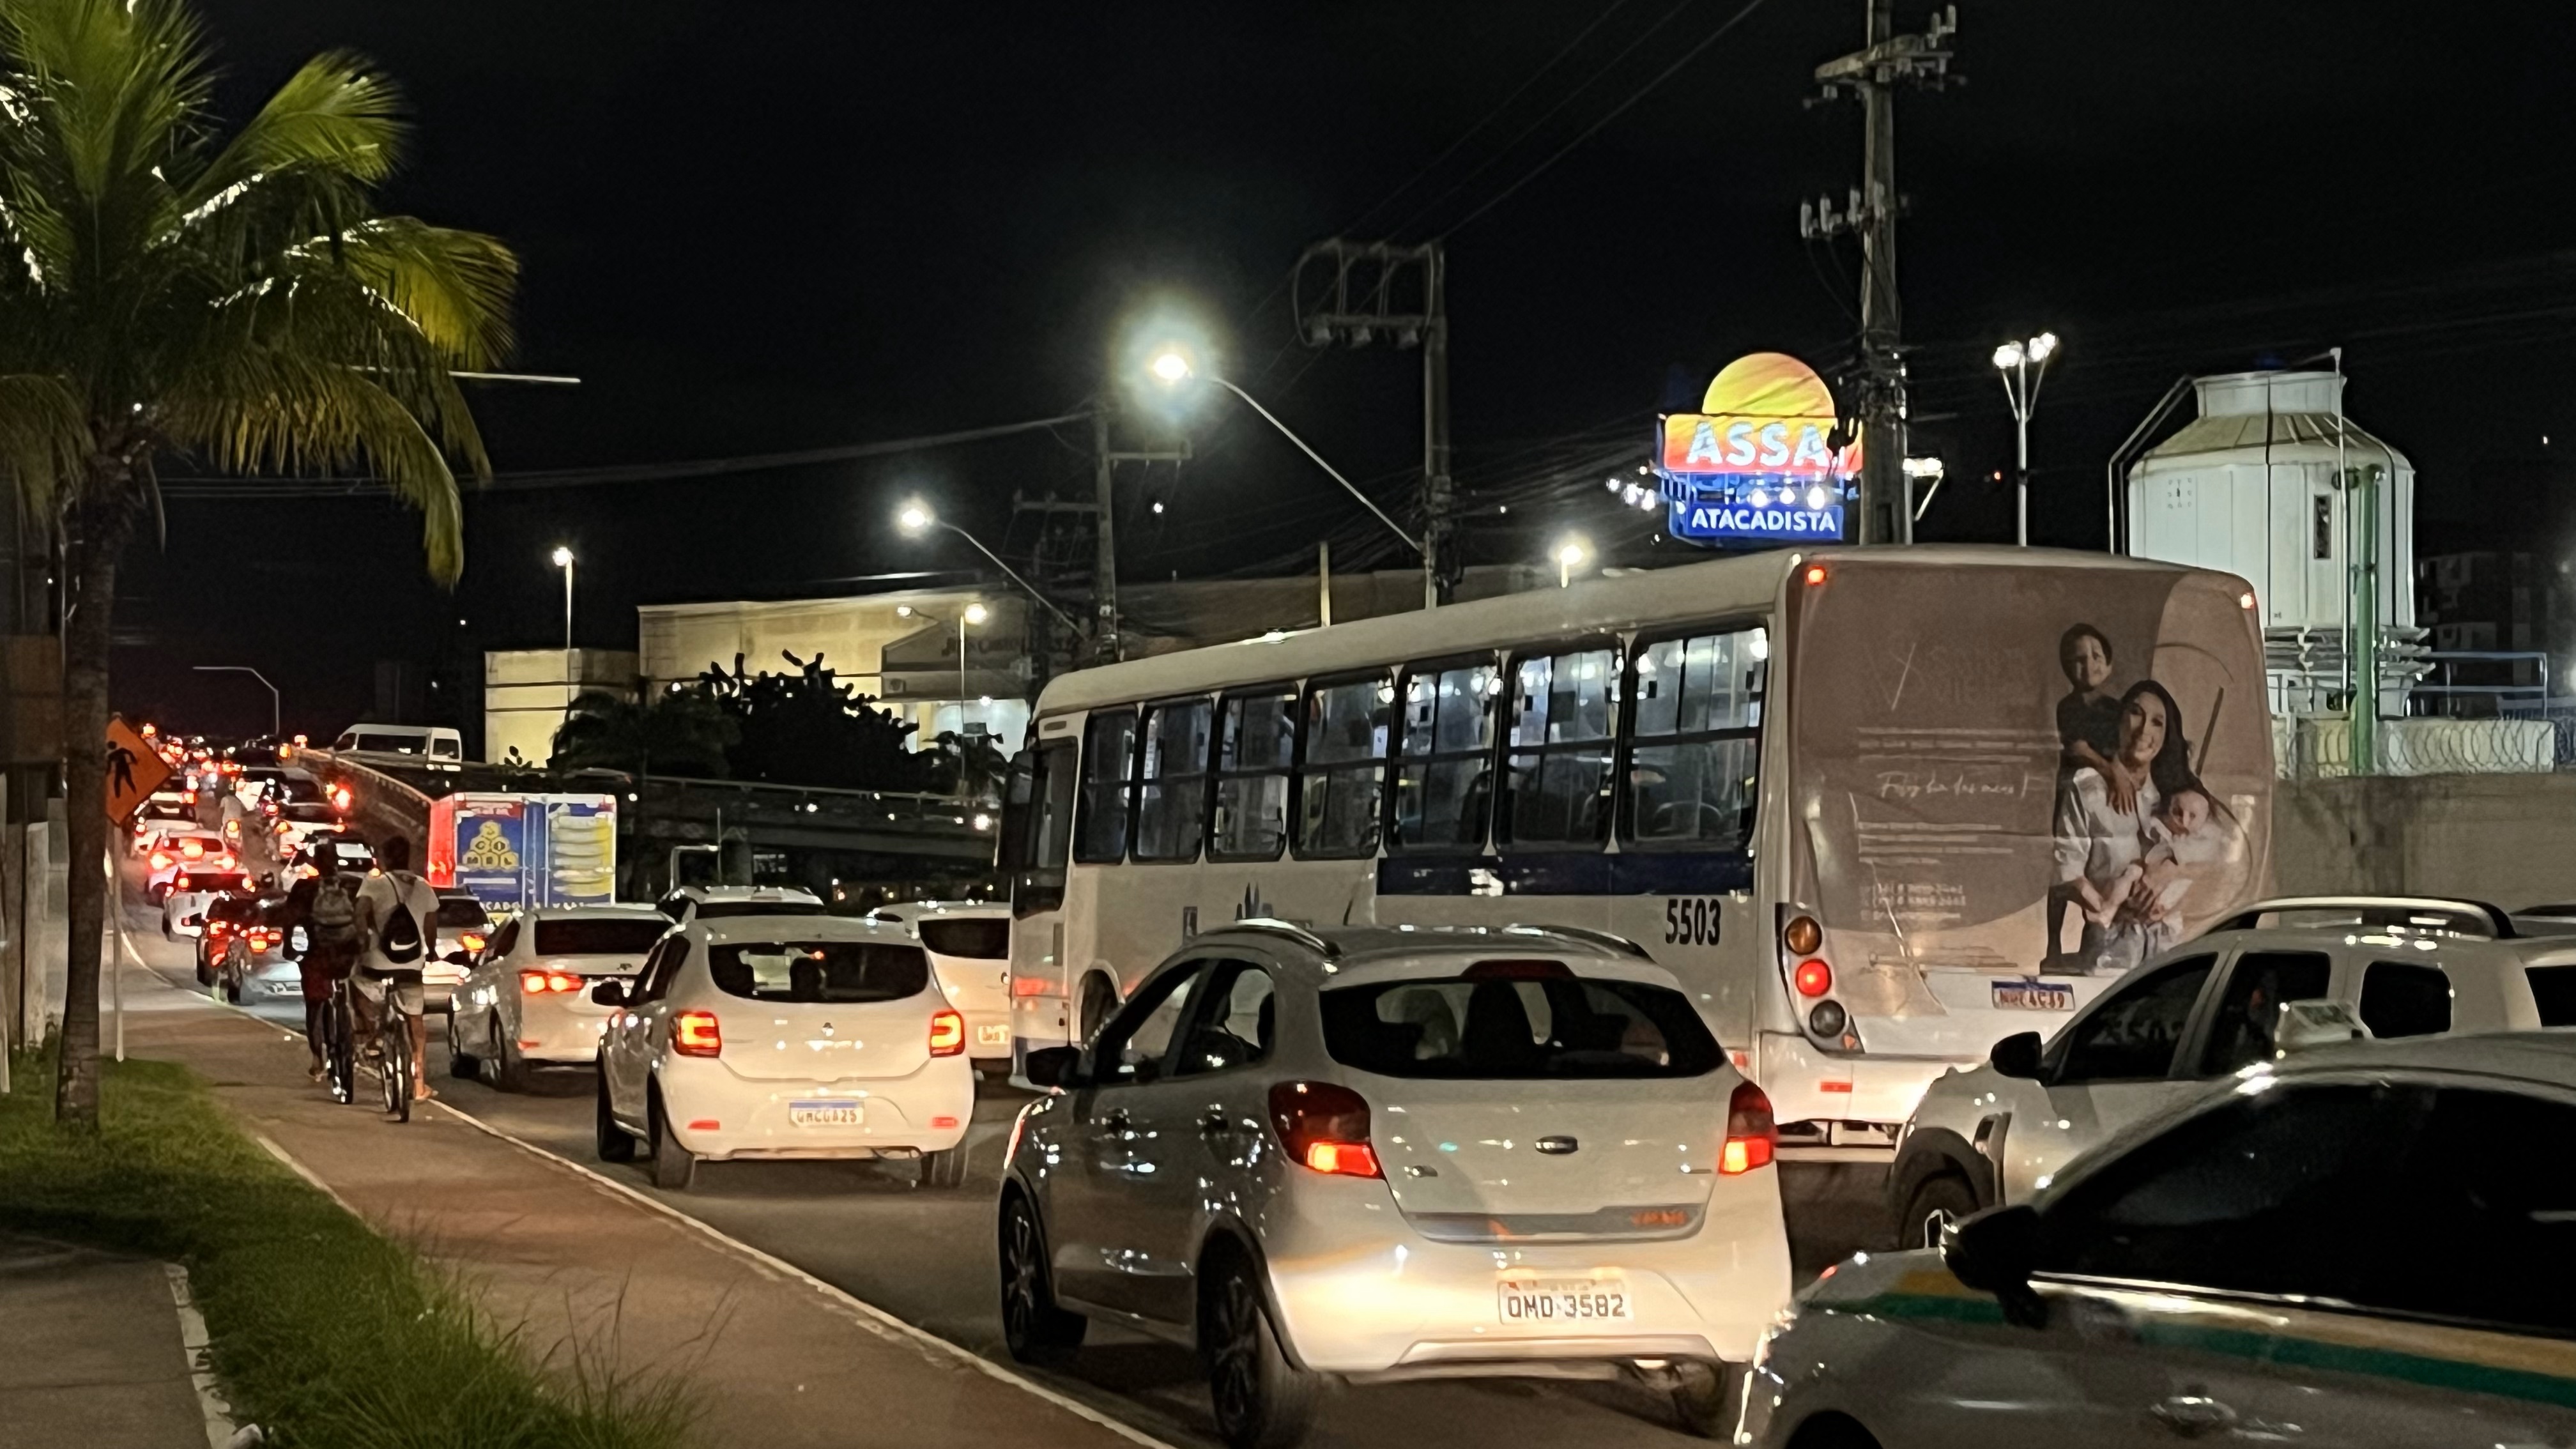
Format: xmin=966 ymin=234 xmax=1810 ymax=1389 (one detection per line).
xmin=427 ymin=1097 xmax=1188 ymax=1449
xmin=252 ymin=1134 xmax=363 ymax=1219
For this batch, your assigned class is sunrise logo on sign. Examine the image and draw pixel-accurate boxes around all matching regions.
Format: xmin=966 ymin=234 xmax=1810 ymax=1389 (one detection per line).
xmin=1653 ymin=352 xmax=1861 ymax=548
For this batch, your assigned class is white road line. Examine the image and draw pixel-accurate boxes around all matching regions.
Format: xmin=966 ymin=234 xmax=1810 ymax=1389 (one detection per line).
xmin=428 ymin=1098 xmax=1185 ymax=1449
xmin=164 ymin=1262 xmax=247 ymax=1449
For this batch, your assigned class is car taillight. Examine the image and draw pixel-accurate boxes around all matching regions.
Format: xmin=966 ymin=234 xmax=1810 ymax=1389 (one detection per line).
xmin=1721 ymin=1080 xmax=1777 ymax=1175
xmin=673 ymin=1009 xmax=721 ymax=1056
xmin=149 ymin=852 xmax=172 ymax=870
xmin=459 ymin=932 xmax=487 ymax=953
xmin=249 ymin=934 xmax=273 ymax=953
xmin=206 ymin=921 xmax=232 ymax=935
xmin=331 ymin=786 xmax=352 ymax=811
xmin=929 ymin=1009 xmax=965 ymax=1057
xmin=181 ymin=840 xmax=206 ymax=859
xmin=519 ymin=970 xmax=582 ymax=995
xmin=1793 ymin=959 xmax=1833 ymax=997
xmin=1009 ymin=974 xmax=1055 ymax=997
xmin=1269 ymin=1080 xmax=1381 ymax=1179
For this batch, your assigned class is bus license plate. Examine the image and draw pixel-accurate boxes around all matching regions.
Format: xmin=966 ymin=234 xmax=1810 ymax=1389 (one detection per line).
xmin=788 ymin=1100 xmax=862 ymax=1128
xmin=1991 ymin=979 xmax=2074 ymax=1011
xmin=1498 ymin=1278 xmax=1631 ymax=1324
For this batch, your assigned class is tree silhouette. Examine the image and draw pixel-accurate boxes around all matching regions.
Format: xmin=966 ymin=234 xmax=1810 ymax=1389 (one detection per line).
xmin=551 ymin=687 xmax=737 ymax=779
xmin=696 ymin=652 xmax=937 ymax=792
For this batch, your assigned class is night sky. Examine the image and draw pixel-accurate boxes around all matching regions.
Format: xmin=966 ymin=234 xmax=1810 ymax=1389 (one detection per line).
xmin=123 ymin=0 xmax=2576 ymax=739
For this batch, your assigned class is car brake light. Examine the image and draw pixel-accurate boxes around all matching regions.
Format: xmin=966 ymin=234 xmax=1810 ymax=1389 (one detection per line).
xmin=1269 ymin=1081 xmax=1381 ymax=1179
xmin=1793 ymin=959 xmax=1833 ymax=997
xmin=459 ymin=932 xmax=487 ymax=953
xmin=1721 ymin=1080 xmax=1777 ymax=1175
xmin=673 ymin=1009 xmax=721 ymax=1056
xmin=1009 ymin=974 xmax=1055 ymax=997
xmin=181 ymin=839 xmax=206 ymax=859
xmin=181 ymin=790 xmax=196 ymax=804
xmin=929 ymin=1009 xmax=965 ymax=1057
xmin=206 ymin=921 xmax=231 ymax=935
xmin=150 ymin=852 xmax=172 ymax=870
xmin=331 ymin=786 xmax=352 ymax=811
xmin=519 ymin=970 xmax=583 ymax=995
xmin=249 ymin=937 xmax=272 ymax=953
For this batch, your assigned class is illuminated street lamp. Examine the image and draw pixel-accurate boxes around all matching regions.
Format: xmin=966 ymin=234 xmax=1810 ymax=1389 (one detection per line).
xmin=1147 ymin=346 xmax=1432 ymax=604
xmin=893 ymin=502 xmax=1082 ymax=632
xmin=549 ymin=546 xmax=576 ymax=715
xmin=1992 ymin=332 xmax=2059 ymax=546
xmin=1555 ymin=535 xmax=1592 ymax=589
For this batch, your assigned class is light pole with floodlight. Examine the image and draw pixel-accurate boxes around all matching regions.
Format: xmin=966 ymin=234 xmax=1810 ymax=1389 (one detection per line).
xmin=1555 ymin=536 xmax=1591 ymax=589
xmin=1992 ymin=332 xmax=2059 ymax=546
xmin=1148 ymin=347 xmax=1434 ymax=605
xmin=550 ymin=546 xmax=576 ymax=716
xmin=893 ymin=504 xmax=1083 ymax=640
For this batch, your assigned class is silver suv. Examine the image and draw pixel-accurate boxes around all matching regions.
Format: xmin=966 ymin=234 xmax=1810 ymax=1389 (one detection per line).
xmin=999 ymin=921 xmax=1794 ymax=1449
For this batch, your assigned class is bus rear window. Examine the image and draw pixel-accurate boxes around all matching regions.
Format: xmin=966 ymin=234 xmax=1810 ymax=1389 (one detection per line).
xmin=1321 ymin=974 xmax=1721 ymax=1079
xmin=707 ymin=941 xmax=929 ymax=1003
xmin=918 ymin=918 xmax=1009 ymax=959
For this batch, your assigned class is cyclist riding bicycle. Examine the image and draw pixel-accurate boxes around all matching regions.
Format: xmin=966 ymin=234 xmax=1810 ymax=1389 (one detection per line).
xmin=282 ymin=839 xmax=360 ymax=1081
xmin=352 ymin=834 xmax=440 ymax=1104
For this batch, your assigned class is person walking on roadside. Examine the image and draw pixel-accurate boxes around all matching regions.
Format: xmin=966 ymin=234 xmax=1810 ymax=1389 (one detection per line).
xmin=282 ymin=839 xmax=363 ymax=1080
xmin=354 ymin=834 xmax=441 ymax=1103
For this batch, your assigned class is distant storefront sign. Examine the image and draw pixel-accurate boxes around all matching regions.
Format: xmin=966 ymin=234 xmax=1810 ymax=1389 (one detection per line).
xmin=1654 ymin=352 xmax=1860 ymax=547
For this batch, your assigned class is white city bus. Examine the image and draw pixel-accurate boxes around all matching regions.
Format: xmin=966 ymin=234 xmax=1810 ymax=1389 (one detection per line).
xmin=1000 ymin=546 xmax=2273 ymax=1141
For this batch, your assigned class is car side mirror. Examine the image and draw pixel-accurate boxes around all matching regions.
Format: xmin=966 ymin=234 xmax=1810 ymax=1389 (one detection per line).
xmin=1943 ymin=1204 xmax=2046 ymax=1328
xmin=1988 ymin=1031 xmax=2044 ymax=1080
xmin=1023 ymin=1045 xmax=1085 ymax=1091
xmin=590 ymin=980 xmax=629 ymax=1008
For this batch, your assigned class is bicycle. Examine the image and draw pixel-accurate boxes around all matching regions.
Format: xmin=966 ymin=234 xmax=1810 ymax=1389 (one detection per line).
xmin=363 ymin=969 xmax=423 ymax=1123
xmin=321 ymin=977 xmax=357 ymax=1105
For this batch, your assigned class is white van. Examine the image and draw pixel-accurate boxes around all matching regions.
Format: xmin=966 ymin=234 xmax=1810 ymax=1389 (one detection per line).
xmin=332 ymin=723 xmax=463 ymax=762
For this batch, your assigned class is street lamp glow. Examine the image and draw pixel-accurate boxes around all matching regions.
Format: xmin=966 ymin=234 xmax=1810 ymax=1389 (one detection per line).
xmin=963 ymin=602 xmax=989 ymax=626
xmin=2028 ymin=331 xmax=2058 ymax=363
xmin=1554 ymin=535 xmax=1591 ymax=589
xmin=1993 ymin=330 xmax=2062 ymax=546
xmin=1149 ymin=348 xmax=1193 ymax=384
xmin=896 ymin=501 xmax=933 ymax=534
xmin=549 ymin=546 xmax=573 ymax=568
xmin=1991 ymin=342 xmax=2023 ymax=371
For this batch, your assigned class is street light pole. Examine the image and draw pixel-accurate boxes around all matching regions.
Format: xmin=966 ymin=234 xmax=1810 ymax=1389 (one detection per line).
xmin=894 ymin=505 xmax=1084 ymax=634
xmin=551 ymin=547 xmax=576 ymax=716
xmin=190 ymin=666 xmax=279 ymax=739
xmin=1149 ymin=353 xmax=1427 ymax=570
xmin=1991 ymin=332 xmax=2058 ymax=547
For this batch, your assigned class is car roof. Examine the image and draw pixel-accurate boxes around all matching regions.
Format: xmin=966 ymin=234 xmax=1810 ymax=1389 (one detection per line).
xmin=870 ymin=900 xmax=1006 ymax=920
xmin=700 ymin=914 xmax=911 ymax=947
xmin=515 ymin=905 xmax=667 ymax=922
xmin=2276 ymin=1029 xmax=2576 ymax=1090
xmin=1179 ymin=920 xmax=1660 ymax=978
xmin=669 ymin=884 xmax=822 ymax=903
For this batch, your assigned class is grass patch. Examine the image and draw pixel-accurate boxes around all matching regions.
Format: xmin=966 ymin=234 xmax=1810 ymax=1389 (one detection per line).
xmin=0 ymin=1046 xmax=698 ymax=1449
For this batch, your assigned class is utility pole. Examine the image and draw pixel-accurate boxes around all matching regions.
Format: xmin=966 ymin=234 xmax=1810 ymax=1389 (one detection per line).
xmin=1294 ymin=239 xmax=1455 ymax=606
xmin=1803 ymin=3 xmax=1959 ymax=546
xmin=1087 ymin=410 xmax=1191 ymax=664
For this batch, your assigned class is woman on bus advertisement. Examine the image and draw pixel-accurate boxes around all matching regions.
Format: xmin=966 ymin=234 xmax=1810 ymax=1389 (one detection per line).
xmin=1788 ymin=560 xmax=2269 ymax=1018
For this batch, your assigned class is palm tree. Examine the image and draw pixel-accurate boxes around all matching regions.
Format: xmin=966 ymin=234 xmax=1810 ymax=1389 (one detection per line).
xmin=551 ymin=688 xmax=737 ymax=779
xmin=0 ymin=0 xmax=515 ymax=1124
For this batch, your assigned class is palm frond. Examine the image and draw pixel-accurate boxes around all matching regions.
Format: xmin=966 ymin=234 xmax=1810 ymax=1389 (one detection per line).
xmin=178 ymin=49 xmax=404 ymax=226
xmin=0 ymin=371 xmax=86 ymax=514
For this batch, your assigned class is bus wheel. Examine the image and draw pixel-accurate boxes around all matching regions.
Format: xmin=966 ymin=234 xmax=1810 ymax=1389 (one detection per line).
xmin=1077 ymin=975 xmax=1116 ymax=1044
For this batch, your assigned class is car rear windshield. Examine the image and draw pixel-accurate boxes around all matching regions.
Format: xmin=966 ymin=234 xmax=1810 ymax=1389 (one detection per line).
xmin=706 ymin=940 xmax=928 ymax=1004
xmin=2527 ymin=966 xmax=2576 ymax=1026
xmin=917 ymin=917 xmax=1008 ymax=959
xmin=435 ymin=898 xmax=490 ymax=928
xmin=1320 ymin=972 xmax=1723 ymax=1079
xmin=695 ymin=900 xmax=830 ymax=920
xmin=175 ymin=873 xmax=248 ymax=893
xmin=534 ymin=919 xmax=668 ymax=957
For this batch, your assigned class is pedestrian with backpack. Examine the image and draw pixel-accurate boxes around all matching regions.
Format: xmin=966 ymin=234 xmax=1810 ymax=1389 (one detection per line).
xmin=354 ymin=834 xmax=442 ymax=1103
xmin=283 ymin=839 xmax=362 ymax=1080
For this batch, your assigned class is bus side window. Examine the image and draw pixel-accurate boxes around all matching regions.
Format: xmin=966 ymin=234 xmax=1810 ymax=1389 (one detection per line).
xmin=1501 ymin=644 xmax=1618 ymax=849
xmin=1392 ymin=657 xmax=1499 ymax=853
xmin=1075 ymin=711 xmax=1138 ymax=863
xmin=1135 ymin=698 xmax=1214 ymax=862
xmin=1296 ymin=673 xmax=1392 ymax=859
xmin=1624 ymin=627 xmax=1765 ymax=850
xmin=1212 ymin=688 xmax=1296 ymax=861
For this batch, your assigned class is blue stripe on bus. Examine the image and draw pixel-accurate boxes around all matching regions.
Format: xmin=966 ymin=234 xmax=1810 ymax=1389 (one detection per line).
xmin=1376 ymin=852 xmax=1752 ymax=897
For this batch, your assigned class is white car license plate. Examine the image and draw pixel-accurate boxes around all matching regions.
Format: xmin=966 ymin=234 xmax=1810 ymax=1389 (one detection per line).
xmin=1991 ymin=978 xmax=2074 ymax=1011
xmin=788 ymin=1100 xmax=862 ymax=1128
xmin=976 ymin=1023 xmax=1009 ymax=1047
xmin=1498 ymin=1277 xmax=1632 ymax=1324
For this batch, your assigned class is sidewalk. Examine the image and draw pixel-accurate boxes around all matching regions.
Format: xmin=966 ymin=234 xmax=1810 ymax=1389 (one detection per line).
xmin=0 ymin=1232 xmax=211 ymax=1449
xmin=109 ymin=969 xmax=1158 ymax=1449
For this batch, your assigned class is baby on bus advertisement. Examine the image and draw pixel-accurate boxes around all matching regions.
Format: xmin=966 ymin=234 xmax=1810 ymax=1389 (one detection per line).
xmin=1787 ymin=560 xmax=2272 ymax=1018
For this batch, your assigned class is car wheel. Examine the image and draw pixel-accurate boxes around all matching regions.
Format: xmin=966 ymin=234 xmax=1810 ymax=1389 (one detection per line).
xmin=595 ymin=1068 xmax=636 ymax=1163
xmin=648 ymin=1094 xmax=696 ymax=1190
xmin=445 ymin=1013 xmax=479 ymax=1078
xmin=1784 ymin=1413 xmax=1883 ymax=1449
xmin=484 ymin=1015 xmax=528 ymax=1092
xmin=1903 ymin=1173 xmax=1981 ymax=1252
xmin=997 ymin=1192 xmax=1085 ymax=1365
xmin=920 ymin=1144 xmax=969 ymax=1190
xmin=1669 ymin=1361 xmax=1743 ymax=1438
xmin=1202 ymin=1249 xmax=1317 ymax=1449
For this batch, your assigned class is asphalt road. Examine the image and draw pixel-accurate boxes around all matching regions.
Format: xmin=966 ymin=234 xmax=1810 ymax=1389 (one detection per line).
xmin=114 ymin=862 xmax=1892 ymax=1449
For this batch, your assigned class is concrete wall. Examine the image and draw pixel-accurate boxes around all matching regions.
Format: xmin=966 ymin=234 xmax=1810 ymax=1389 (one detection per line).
xmin=2273 ymin=772 xmax=2576 ymax=908
xmin=484 ymin=648 xmax=638 ymax=765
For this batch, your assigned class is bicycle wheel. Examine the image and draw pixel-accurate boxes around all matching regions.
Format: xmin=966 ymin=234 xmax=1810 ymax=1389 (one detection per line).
xmin=326 ymin=991 xmax=356 ymax=1105
xmin=379 ymin=1009 xmax=411 ymax=1122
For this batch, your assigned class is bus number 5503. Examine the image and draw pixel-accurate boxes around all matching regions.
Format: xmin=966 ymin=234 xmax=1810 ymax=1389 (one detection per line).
xmin=1664 ymin=898 xmax=1721 ymax=947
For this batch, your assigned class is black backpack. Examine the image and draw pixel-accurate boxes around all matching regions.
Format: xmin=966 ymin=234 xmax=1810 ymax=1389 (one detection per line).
xmin=378 ymin=875 xmax=427 ymax=965
xmin=306 ymin=875 xmax=360 ymax=952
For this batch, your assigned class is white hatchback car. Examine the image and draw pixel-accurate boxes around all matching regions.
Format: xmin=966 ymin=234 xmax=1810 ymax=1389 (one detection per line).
xmin=1744 ymin=1032 xmax=2576 ymax=1449
xmin=447 ymin=905 xmax=671 ymax=1089
xmin=1000 ymin=921 xmax=1794 ymax=1449
xmin=1889 ymin=895 xmax=2576 ymax=1249
xmin=594 ymin=914 xmax=974 ymax=1192
xmin=869 ymin=901 xmax=1012 ymax=1070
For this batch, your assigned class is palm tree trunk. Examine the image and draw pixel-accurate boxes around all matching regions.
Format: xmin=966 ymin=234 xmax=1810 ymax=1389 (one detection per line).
xmin=54 ymin=478 xmax=135 ymax=1128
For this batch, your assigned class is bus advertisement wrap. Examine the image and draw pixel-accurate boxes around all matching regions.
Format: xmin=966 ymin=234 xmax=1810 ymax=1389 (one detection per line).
xmin=1788 ymin=560 xmax=2272 ymax=1018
